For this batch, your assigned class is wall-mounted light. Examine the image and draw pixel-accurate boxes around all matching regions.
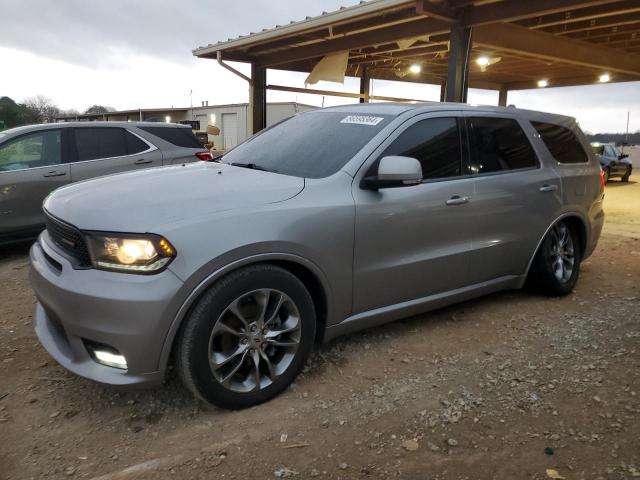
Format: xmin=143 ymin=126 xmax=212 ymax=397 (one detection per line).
xmin=165 ymin=115 xmax=171 ymax=123
xmin=537 ymin=79 xmax=549 ymax=88
xmin=409 ymin=64 xmax=422 ymax=74
xmin=599 ymin=73 xmax=611 ymax=83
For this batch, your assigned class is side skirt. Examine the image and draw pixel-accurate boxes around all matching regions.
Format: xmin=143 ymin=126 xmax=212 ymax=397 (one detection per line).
xmin=322 ymin=275 xmax=525 ymax=343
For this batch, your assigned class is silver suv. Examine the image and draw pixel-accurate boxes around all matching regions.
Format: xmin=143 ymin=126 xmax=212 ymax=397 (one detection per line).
xmin=30 ymin=104 xmax=604 ymax=409
xmin=0 ymin=122 xmax=210 ymax=245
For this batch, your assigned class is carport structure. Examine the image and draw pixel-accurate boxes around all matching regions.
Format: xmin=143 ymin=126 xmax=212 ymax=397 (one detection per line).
xmin=193 ymin=0 xmax=640 ymax=133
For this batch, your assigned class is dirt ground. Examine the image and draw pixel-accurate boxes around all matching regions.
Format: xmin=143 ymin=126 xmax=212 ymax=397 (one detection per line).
xmin=1 ymin=168 xmax=639 ymax=480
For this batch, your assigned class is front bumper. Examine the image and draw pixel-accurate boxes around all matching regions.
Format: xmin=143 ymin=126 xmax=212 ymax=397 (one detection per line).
xmin=30 ymin=232 xmax=184 ymax=387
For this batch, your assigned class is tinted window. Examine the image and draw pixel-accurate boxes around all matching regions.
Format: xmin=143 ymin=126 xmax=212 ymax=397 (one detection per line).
xmin=125 ymin=131 xmax=149 ymax=154
xmin=0 ymin=130 xmax=61 ymax=172
xmin=380 ymin=117 xmax=461 ymax=179
xmin=468 ymin=117 xmax=537 ymax=173
xmin=221 ymin=112 xmax=392 ymax=178
xmin=75 ymin=128 xmax=127 ymax=161
xmin=532 ymin=121 xmax=588 ymax=164
xmin=139 ymin=126 xmax=201 ymax=148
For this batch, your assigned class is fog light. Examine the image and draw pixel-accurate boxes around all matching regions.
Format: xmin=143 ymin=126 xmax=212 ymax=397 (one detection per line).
xmin=90 ymin=347 xmax=128 ymax=370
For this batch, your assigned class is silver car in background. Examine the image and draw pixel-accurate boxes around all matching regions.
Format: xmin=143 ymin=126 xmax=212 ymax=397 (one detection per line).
xmin=30 ymin=104 xmax=604 ymax=409
xmin=0 ymin=122 xmax=211 ymax=245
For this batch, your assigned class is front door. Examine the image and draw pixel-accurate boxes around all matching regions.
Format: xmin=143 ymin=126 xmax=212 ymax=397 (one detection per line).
xmin=0 ymin=129 xmax=69 ymax=240
xmin=69 ymin=126 xmax=162 ymax=181
xmin=352 ymin=114 xmax=474 ymax=314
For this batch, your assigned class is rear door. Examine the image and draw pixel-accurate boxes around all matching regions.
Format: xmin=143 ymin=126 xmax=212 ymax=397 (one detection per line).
xmin=69 ymin=126 xmax=162 ymax=181
xmin=463 ymin=114 xmax=562 ymax=283
xmin=0 ymin=128 xmax=70 ymax=239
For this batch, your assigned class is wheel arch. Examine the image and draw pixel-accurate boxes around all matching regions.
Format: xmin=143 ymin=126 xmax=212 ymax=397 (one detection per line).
xmin=159 ymin=253 xmax=332 ymax=373
xmin=524 ymin=212 xmax=588 ymax=279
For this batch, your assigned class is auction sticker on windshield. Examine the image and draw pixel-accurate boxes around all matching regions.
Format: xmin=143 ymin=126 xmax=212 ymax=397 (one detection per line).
xmin=340 ymin=115 xmax=385 ymax=126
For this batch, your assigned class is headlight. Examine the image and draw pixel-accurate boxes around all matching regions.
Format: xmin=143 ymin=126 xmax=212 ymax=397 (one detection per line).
xmin=85 ymin=233 xmax=176 ymax=274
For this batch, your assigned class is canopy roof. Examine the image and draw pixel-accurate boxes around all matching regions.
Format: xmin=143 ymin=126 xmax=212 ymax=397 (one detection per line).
xmin=193 ymin=0 xmax=640 ymax=91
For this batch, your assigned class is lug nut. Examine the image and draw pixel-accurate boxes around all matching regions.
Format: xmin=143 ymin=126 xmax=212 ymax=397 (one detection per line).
xmin=241 ymin=338 xmax=248 ymax=344
xmin=250 ymin=325 xmax=257 ymax=332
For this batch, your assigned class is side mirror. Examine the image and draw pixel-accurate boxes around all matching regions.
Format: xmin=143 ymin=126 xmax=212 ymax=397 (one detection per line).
xmin=363 ymin=156 xmax=422 ymax=190
xmin=619 ymin=153 xmax=629 ymax=160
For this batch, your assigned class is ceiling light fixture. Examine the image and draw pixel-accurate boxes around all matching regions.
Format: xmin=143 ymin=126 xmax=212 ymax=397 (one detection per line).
xmin=537 ymin=79 xmax=549 ymax=88
xmin=476 ymin=56 xmax=501 ymax=72
xmin=409 ymin=64 xmax=422 ymax=74
xmin=599 ymin=73 xmax=611 ymax=83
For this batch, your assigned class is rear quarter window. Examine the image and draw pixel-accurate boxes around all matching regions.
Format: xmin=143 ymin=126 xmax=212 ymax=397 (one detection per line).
xmin=532 ymin=121 xmax=589 ymax=164
xmin=139 ymin=126 xmax=201 ymax=148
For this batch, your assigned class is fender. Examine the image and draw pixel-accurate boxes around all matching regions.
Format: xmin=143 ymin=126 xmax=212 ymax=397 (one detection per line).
xmin=156 ymin=252 xmax=333 ymax=372
xmin=521 ymin=211 xmax=589 ymax=284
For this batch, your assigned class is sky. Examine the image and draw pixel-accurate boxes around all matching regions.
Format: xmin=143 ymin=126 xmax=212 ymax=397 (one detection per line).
xmin=1 ymin=0 xmax=638 ymax=134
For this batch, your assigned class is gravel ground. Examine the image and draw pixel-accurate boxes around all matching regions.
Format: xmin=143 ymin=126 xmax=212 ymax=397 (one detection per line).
xmin=1 ymin=176 xmax=639 ymax=480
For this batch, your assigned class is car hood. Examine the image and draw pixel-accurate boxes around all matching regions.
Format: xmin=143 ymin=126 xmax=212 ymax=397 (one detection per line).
xmin=44 ymin=162 xmax=305 ymax=232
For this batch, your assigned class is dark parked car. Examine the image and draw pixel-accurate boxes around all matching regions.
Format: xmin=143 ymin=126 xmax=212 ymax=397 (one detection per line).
xmin=590 ymin=142 xmax=632 ymax=183
xmin=0 ymin=122 xmax=213 ymax=245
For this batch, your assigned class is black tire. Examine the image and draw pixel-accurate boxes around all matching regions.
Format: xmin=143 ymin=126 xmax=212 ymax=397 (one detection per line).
xmin=526 ymin=220 xmax=581 ymax=296
xmin=603 ymin=167 xmax=610 ymax=184
xmin=621 ymin=166 xmax=631 ymax=182
xmin=177 ymin=264 xmax=316 ymax=409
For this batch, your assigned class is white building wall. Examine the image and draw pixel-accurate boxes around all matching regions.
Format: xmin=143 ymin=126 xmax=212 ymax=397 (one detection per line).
xmin=190 ymin=102 xmax=316 ymax=149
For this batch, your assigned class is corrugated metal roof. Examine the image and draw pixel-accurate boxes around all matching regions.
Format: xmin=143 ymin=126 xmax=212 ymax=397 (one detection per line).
xmin=192 ymin=0 xmax=413 ymax=57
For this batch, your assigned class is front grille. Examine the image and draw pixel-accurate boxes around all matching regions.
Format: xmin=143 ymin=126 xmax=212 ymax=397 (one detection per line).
xmin=44 ymin=212 xmax=91 ymax=267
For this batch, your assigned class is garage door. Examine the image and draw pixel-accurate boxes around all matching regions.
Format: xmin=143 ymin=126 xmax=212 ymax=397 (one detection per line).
xmin=222 ymin=113 xmax=238 ymax=150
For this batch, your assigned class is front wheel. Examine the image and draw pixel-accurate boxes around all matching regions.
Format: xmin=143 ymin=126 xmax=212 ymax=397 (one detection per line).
xmin=526 ymin=220 xmax=581 ymax=296
xmin=621 ymin=166 xmax=631 ymax=182
xmin=177 ymin=264 xmax=316 ymax=409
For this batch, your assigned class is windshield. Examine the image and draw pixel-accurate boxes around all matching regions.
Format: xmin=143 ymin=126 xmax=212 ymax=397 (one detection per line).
xmin=221 ymin=111 xmax=392 ymax=178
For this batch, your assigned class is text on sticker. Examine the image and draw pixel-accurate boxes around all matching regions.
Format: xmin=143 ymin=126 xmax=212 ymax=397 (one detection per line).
xmin=340 ymin=115 xmax=385 ymax=126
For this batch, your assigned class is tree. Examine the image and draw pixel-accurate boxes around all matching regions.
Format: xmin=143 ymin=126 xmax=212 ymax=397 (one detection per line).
xmin=84 ymin=105 xmax=115 ymax=115
xmin=23 ymin=95 xmax=61 ymax=123
xmin=0 ymin=96 xmax=22 ymax=130
xmin=0 ymin=96 xmax=39 ymax=129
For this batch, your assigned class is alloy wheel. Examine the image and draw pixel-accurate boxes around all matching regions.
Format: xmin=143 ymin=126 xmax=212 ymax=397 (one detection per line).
xmin=208 ymin=289 xmax=302 ymax=393
xmin=549 ymin=222 xmax=575 ymax=283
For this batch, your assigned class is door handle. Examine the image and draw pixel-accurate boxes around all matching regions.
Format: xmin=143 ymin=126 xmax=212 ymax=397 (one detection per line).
xmin=43 ymin=171 xmax=67 ymax=178
xmin=445 ymin=195 xmax=469 ymax=206
xmin=539 ymin=184 xmax=558 ymax=192
xmin=134 ymin=158 xmax=153 ymax=165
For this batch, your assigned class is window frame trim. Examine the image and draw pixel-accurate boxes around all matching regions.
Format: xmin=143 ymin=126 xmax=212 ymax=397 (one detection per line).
xmin=67 ymin=127 xmax=158 ymax=165
xmin=0 ymin=127 xmax=67 ymax=174
xmin=358 ymin=110 xmax=469 ymax=188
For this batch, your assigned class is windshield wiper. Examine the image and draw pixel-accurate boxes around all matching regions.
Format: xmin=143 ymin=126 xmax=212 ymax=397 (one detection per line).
xmin=229 ymin=162 xmax=277 ymax=173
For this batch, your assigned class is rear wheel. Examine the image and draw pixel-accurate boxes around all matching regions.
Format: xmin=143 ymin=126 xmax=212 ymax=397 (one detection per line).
xmin=527 ymin=220 xmax=581 ymax=296
xmin=177 ymin=264 xmax=316 ymax=409
xmin=621 ymin=166 xmax=631 ymax=182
